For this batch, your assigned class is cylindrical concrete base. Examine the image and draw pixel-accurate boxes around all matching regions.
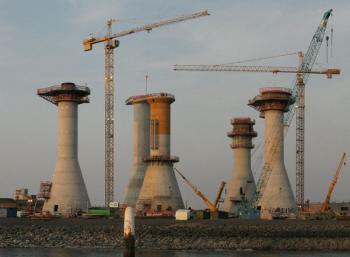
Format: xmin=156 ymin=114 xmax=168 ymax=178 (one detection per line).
xmin=258 ymin=110 xmax=295 ymax=211
xmin=224 ymin=148 xmax=256 ymax=214
xmin=124 ymin=103 xmax=150 ymax=206
xmin=136 ymin=162 xmax=184 ymax=212
xmin=43 ymin=101 xmax=90 ymax=215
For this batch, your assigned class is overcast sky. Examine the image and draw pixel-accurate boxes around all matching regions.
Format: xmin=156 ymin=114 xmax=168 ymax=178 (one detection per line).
xmin=0 ymin=0 xmax=349 ymax=208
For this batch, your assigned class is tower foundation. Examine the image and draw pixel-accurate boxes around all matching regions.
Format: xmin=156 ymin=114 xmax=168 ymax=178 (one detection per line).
xmin=38 ymin=82 xmax=91 ymax=215
xmin=223 ymin=117 xmax=257 ymax=215
xmin=248 ymin=87 xmax=296 ymax=212
xmin=136 ymin=93 xmax=184 ymax=213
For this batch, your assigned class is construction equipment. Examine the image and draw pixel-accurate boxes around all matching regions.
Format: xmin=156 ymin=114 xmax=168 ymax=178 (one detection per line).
xmin=174 ymin=53 xmax=340 ymax=214
xmin=305 ymin=152 xmax=347 ymax=220
xmin=214 ymin=181 xmax=226 ymax=208
xmin=175 ymin=9 xmax=334 ymax=212
xmin=83 ymin=10 xmax=209 ymax=207
xmin=289 ymin=9 xmax=333 ymax=211
xmin=320 ymin=152 xmax=347 ymax=213
xmin=174 ymin=167 xmax=218 ymax=212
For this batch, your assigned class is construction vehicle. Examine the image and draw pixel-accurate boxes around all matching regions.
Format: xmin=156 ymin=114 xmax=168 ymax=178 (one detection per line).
xmin=174 ymin=167 xmax=227 ymax=219
xmin=304 ymin=152 xmax=346 ymax=220
xmin=83 ymin=10 xmax=209 ymax=207
xmin=174 ymin=9 xmax=335 ymax=214
xmin=320 ymin=153 xmax=347 ymax=213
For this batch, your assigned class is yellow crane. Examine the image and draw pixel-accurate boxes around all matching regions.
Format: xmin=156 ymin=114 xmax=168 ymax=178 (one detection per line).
xmin=320 ymin=152 xmax=347 ymax=213
xmin=82 ymin=10 xmax=209 ymax=207
xmin=174 ymin=167 xmax=223 ymax=212
xmin=174 ymin=52 xmax=340 ymax=212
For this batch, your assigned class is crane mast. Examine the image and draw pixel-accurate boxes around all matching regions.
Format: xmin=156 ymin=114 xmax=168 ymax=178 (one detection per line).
xmin=295 ymin=60 xmax=305 ymax=213
xmin=83 ymin=10 xmax=209 ymax=207
xmin=104 ymin=20 xmax=118 ymax=206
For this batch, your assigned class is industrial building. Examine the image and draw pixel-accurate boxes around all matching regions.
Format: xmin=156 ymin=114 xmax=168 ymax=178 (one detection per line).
xmin=135 ymin=93 xmax=184 ymax=213
xmin=124 ymin=95 xmax=150 ymax=207
xmin=37 ymin=82 xmax=91 ymax=216
xmin=249 ymin=87 xmax=296 ymax=212
xmin=224 ymin=117 xmax=257 ymax=215
xmin=0 ymin=198 xmax=17 ymax=218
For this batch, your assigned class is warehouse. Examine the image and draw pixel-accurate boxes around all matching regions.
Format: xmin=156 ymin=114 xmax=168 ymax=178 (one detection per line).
xmin=0 ymin=198 xmax=17 ymax=218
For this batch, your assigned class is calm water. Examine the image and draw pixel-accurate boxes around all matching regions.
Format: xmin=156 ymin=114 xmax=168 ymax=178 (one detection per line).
xmin=0 ymin=249 xmax=349 ymax=257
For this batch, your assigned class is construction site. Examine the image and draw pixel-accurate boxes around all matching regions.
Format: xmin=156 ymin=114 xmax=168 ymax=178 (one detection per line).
xmin=1 ymin=3 xmax=350 ymax=240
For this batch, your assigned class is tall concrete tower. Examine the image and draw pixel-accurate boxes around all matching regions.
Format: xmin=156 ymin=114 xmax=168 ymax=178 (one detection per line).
xmin=124 ymin=95 xmax=150 ymax=206
xmin=248 ymin=87 xmax=296 ymax=212
xmin=223 ymin=117 xmax=257 ymax=215
xmin=37 ymin=82 xmax=91 ymax=215
xmin=136 ymin=93 xmax=184 ymax=212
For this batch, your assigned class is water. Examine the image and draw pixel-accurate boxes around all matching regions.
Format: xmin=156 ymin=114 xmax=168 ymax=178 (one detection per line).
xmin=0 ymin=249 xmax=349 ymax=257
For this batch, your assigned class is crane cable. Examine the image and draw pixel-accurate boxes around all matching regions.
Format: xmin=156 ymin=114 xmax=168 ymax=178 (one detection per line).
xmin=217 ymin=52 xmax=299 ymax=66
xmin=326 ymin=13 xmax=335 ymax=64
xmin=330 ymin=12 xmax=334 ymax=58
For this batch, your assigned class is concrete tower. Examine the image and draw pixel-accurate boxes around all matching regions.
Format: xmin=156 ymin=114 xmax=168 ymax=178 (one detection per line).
xmin=37 ymin=82 xmax=91 ymax=215
xmin=223 ymin=117 xmax=257 ymax=215
xmin=136 ymin=93 xmax=184 ymax=212
xmin=248 ymin=87 xmax=296 ymax=212
xmin=124 ymin=95 xmax=150 ymax=206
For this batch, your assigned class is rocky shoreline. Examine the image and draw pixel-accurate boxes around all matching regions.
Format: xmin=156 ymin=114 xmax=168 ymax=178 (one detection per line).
xmin=1 ymin=219 xmax=350 ymax=250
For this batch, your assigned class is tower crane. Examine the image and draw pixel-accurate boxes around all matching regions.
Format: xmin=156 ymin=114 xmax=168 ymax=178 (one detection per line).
xmin=174 ymin=53 xmax=340 ymax=212
xmin=287 ymin=9 xmax=333 ymax=211
xmin=82 ymin=10 xmax=209 ymax=207
xmin=320 ymin=152 xmax=347 ymax=213
xmin=174 ymin=9 xmax=334 ymax=212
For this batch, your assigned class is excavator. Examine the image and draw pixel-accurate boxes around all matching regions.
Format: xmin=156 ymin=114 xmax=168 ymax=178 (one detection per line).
xmin=308 ymin=152 xmax=346 ymax=220
xmin=174 ymin=167 xmax=226 ymax=219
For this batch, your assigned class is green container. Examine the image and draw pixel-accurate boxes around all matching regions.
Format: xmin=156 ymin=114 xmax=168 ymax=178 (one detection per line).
xmin=88 ymin=208 xmax=110 ymax=216
xmin=193 ymin=210 xmax=210 ymax=220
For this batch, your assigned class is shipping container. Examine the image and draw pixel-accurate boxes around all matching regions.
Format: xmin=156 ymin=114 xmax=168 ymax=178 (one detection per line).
xmin=175 ymin=209 xmax=191 ymax=220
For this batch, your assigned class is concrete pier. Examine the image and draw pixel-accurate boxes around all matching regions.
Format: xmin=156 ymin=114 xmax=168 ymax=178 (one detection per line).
xmin=224 ymin=117 xmax=257 ymax=215
xmin=136 ymin=93 xmax=184 ymax=213
xmin=249 ymin=87 xmax=296 ymax=212
xmin=124 ymin=96 xmax=150 ymax=207
xmin=37 ymin=82 xmax=91 ymax=215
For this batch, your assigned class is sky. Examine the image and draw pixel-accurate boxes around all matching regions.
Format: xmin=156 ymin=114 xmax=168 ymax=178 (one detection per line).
xmin=0 ymin=0 xmax=349 ymax=208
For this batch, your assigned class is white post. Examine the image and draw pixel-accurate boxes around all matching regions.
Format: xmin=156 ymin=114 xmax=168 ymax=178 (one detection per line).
xmin=124 ymin=207 xmax=135 ymax=257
